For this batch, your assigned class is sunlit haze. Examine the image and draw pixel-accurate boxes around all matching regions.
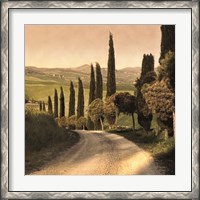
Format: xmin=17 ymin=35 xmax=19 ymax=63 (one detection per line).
xmin=25 ymin=25 xmax=161 ymax=69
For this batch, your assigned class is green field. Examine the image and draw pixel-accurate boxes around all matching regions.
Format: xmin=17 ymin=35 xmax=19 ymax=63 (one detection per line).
xmin=25 ymin=68 xmax=135 ymax=118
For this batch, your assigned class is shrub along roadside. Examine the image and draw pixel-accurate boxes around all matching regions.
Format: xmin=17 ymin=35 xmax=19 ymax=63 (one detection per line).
xmin=25 ymin=109 xmax=80 ymax=174
xmin=108 ymin=128 xmax=175 ymax=175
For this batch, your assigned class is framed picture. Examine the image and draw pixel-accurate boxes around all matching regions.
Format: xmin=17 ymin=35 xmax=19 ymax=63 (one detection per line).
xmin=1 ymin=0 xmax=199 ymax=199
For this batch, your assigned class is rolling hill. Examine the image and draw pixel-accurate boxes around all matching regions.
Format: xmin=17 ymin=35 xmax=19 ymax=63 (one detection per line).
xmin=25 ymin=65 xmax=141 ymax=88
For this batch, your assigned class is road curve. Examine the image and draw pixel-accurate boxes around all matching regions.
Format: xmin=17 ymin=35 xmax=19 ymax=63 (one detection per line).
xmin=31 ymin=130 xmax=162 ymax=175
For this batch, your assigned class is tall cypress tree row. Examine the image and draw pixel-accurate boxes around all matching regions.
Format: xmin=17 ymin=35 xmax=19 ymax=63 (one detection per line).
xmin=106 ymin=32 xmax=116 ymax=97
xmin=89 ymin=64 xmax=95 ymax=104
xmin=59 ymin=86 xmax=65 ymax=118
xmin=48 ymin=96 xmax=53 ymax=114
xmin=95 ymin=62 xmax=103 ymax=99
xmin=68 ymin=81 xmax=75 ymax=117
xmin=54 ymin=89 xmax=58 ymax=118
xmin=77 ymin=78 xmax=84 ymax=118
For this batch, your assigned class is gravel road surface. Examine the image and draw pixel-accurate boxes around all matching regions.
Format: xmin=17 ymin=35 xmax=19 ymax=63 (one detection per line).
xmin=31 ymin=130 xmax=161 ymax=175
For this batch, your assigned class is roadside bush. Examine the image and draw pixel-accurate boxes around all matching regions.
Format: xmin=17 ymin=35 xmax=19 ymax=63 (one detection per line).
xmin=55 ymin=116 xmax=68 ymax=128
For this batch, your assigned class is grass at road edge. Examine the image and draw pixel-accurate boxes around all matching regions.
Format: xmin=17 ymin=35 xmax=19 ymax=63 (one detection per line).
xmin=25 ymin=130 xmax=80 ymax=174
xmin=108 ymin=128 xmax=175 ymax=175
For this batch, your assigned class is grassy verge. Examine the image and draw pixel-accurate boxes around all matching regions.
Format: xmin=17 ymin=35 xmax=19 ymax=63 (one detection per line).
xmin=108 ymin=128 xmax=175 ymax=175
xmin=25 ymin=108 xmax=80 ymax=174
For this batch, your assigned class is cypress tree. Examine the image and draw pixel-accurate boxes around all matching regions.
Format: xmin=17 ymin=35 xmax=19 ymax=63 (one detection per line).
xmin=95 ymin=62 xmax=103 ymax=99
xmin=68 ymin=81 xmax=75 ymax=117
xmin=48 ymin=96 xmax=53 ymax=114
xmin=42 ymin=101 xmax=46 ymax=111
xmin=106 ymin=32 xmax=116 ymax=97
xmin=39 ymin=101 xmax=42 ymax=111
xmin=77 ymin=78 xmax=84 ymax=118
xmin=135 ymin=54 xmax=156 ymax=133
xmin=54 ymin=89 xmax=58 ymax=118
xmin=141 ymin=54 xmax=154 ymax=79
xmin=89 ymin=64 xmax=95 ymax=104
xmin=88 ymin=64 xmax=96 ymax=130
xmin=59 ymin=86 xmax=65 ymax=117
xmin=159 ymin=25 xmax=175 ymax=63
xmin=159 ymin=25 xmax=175 ymax=91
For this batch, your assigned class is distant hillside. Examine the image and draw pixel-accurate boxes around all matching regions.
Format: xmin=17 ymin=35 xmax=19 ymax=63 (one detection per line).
xmin=25 ymin=65 xmax=141 ymax=90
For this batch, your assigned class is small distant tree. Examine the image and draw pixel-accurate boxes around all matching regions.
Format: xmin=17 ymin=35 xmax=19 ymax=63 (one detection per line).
xmin=48 ymin=96 xmax=53 ymax=114
xmin=39 ymin=101 xmax=42 ymax=111
xmin=54 ymin=89 xmax=58 ymax=118
xmin=114 ymin=92 xmax=136 ymax=130
xmin=95 ymin=62 xmax=103 ymax=99
xmin=42 ymin=101 xmax=46 ymax=111
xmin=76 ymin=117 xmax=87 ymax=130
xmin=68 ymin=81 xmax=75 ymax=117
xmin=88 ymin=98 xmax=104 ymax=130
xmin=60 ymin=86 xmax=65 ymax=117
xmin=77 ymin=78 xmax=84 ymax=118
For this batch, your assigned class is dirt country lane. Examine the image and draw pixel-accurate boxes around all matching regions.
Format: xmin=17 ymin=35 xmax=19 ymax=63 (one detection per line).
xmin=31 ymin=130 xmax=162 ymax=175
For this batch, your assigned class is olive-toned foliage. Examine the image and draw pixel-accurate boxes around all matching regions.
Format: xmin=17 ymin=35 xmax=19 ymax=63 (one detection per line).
xmin=114 ymin=92 xmax=136 ymax=114
xmin=68 ymin=81 xmax=75 ymax=117
xmin=54 ymin=89 xmax=58 ymax=118
xmin=68 ymin=115 xmax=77 ymax=130
xmin=59 ymin=86 xmax=65 ymax=117
xmin=158 ymin=51 xmax=175 ymax=91
xmin=88 ymin=98 xmax=104 ymax=130
xmin=114 ymin=92 xmax=136 ymax=130
xmin=76 ymin=116 xmax=87 ymax=130
xmin=48 ymin=96 xmax=53 ymax=115
xmin=104 ymin=93 xmax=118 ymax=128
xmin=56 ymin=116 xmax=68 ymax=128
xmin=106 ymin=32 xmax=116 ymax=97
xmin=77 ymin=78 xmax=84 ymax=118
xmin=141 ymin=80 xmax=175 ymax=136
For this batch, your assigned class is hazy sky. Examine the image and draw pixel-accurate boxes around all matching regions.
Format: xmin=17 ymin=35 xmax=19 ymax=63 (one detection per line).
xmin=25 ymin=25 xmax=161 ymax=69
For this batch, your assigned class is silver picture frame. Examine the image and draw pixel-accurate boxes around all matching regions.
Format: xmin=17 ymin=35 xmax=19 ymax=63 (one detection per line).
xmin=1 ymin=1 xmax=199 ymax=199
